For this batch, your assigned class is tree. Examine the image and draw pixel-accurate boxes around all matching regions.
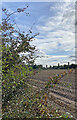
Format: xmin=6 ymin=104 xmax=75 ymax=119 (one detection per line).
xmin=68 ymin=62 xmax=70 ymax=68
xmin=58 ymin=63 xmax=59 ymax=68
xmin=46 ymin=65 xmax=48 ymax=68
xmin=49 ymin=65 xmax=52 ymax=69
xmin=1 ymin=6 xmax=39 ymax=72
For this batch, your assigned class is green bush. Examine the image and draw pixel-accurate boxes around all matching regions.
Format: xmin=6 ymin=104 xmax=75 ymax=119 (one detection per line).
xmin=2 ymin=65 xmax=33 ymax=106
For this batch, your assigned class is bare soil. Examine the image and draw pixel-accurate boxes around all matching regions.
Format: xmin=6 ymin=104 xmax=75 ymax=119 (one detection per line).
xmin=27 ymin=69 xmax=76 ymax=118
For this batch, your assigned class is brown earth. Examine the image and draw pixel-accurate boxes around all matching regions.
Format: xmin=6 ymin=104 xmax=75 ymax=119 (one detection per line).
xmin=27 ymin=69 xmax=76 ymax=118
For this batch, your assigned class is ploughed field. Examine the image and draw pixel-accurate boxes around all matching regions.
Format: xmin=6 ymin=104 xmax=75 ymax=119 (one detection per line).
xmin=27 ymin=69 xmax=76 ymax=117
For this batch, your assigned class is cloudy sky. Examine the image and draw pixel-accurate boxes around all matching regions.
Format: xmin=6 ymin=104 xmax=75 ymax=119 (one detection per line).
xmin=2 ymin=1 xmax=75 ymax=66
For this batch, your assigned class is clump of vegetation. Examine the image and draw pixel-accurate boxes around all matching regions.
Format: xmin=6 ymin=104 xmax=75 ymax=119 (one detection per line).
xmin=45 ymin=70 xmax=73 ymax=89
xmin=1 ymin=5 xmax=39 ymax=118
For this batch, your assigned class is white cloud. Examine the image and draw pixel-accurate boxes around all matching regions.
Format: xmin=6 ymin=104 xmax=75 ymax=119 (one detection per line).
xmin=35 ymin=54 xmax=75 ymax=67
xmin=32 ymin=2 xmax=75 ymax=66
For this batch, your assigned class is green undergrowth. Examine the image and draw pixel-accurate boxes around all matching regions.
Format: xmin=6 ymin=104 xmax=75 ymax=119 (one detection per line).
xmin=2 ymin=66 xmax=74 ymax=118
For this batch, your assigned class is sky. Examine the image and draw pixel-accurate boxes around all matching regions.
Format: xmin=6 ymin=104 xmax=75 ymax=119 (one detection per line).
xmin=2 ymin=1 xmax=76 ymax=67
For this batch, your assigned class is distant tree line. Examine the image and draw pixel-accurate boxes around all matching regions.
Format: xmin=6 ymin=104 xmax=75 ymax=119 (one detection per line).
xmin=31 ymin=62 xmax=77 ymax=70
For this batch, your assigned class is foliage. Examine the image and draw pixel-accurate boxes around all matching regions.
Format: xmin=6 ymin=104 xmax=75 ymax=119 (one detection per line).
xmin=2 ymin=5 xmax=39 ymax=118
xmin=45 ymin=70 xmax=73 ymax=88
xmin=2 ymin=65 xmax=33 ymax=106
xmin=2 ymin=6 xmax=39 ymax=74
xmin=2 ymin=66 xmax=74 ymax=118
